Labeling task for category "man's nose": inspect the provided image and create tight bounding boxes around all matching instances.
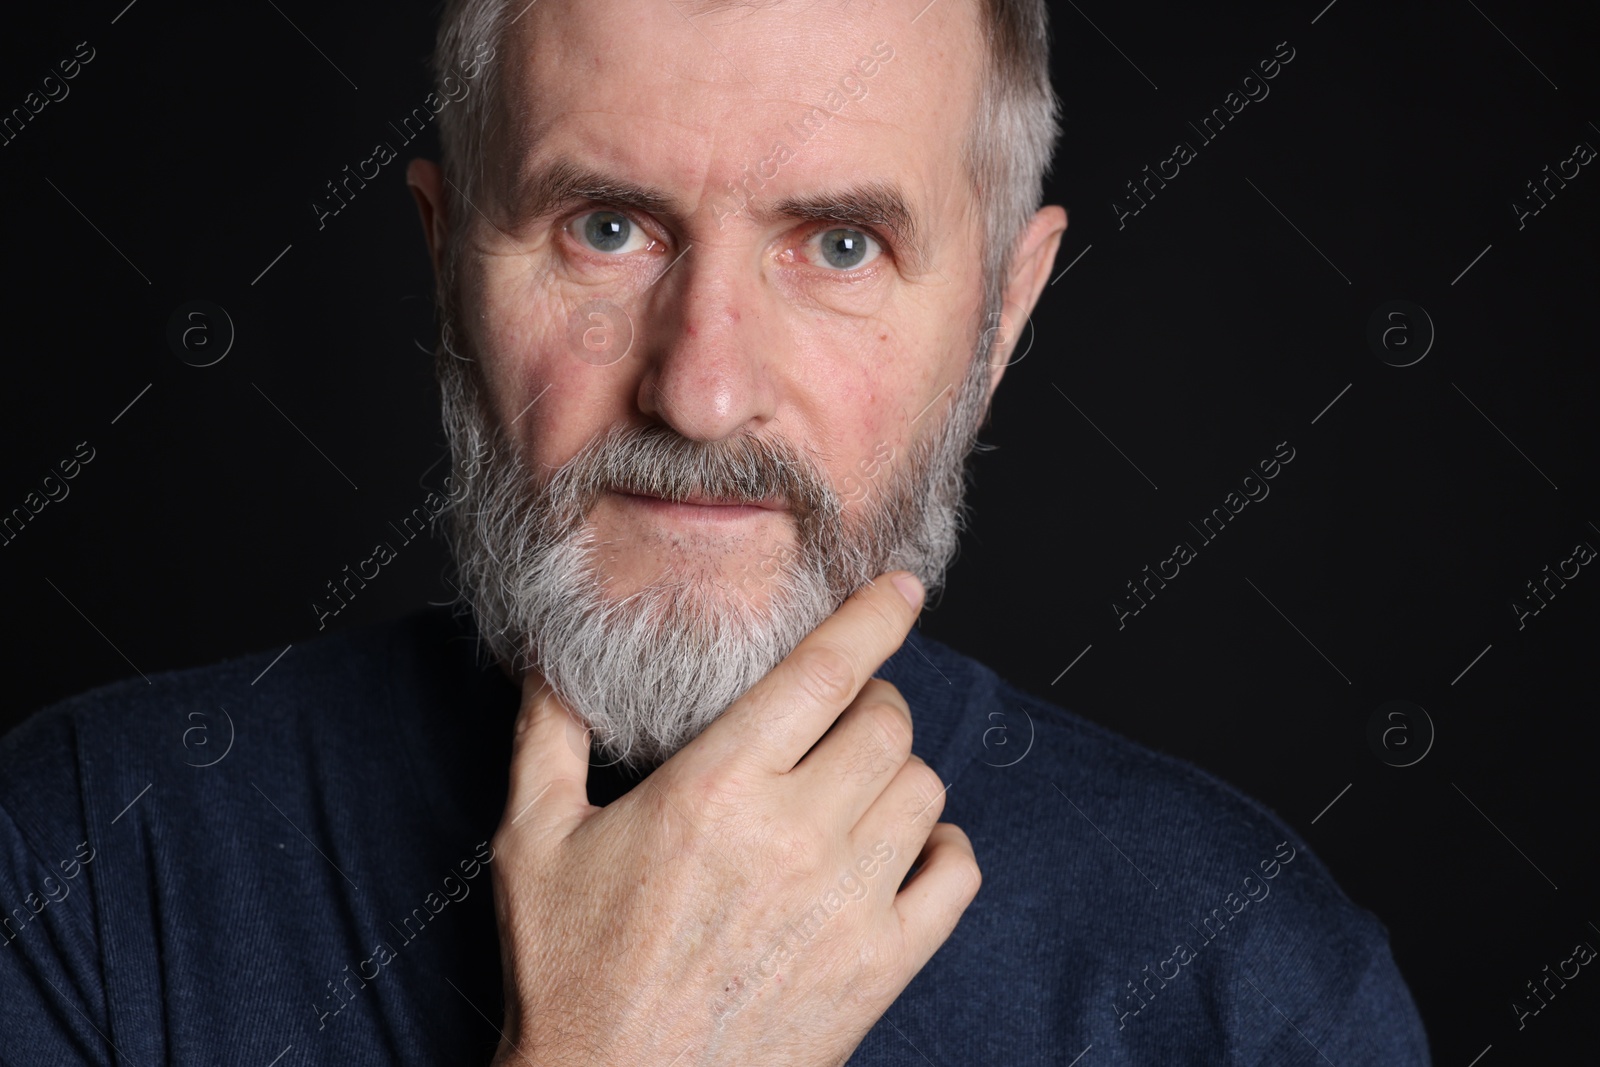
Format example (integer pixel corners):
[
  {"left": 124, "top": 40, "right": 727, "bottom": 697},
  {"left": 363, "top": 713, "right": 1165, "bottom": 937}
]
[{"left": 635, "top": 257, "right": 776, "bottom": 442}]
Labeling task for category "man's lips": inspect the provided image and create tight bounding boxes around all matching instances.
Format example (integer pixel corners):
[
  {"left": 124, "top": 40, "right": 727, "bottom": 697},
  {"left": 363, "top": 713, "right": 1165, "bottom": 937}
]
[{"left": 613, "top": 489, "right": 787, "bottom": 512}]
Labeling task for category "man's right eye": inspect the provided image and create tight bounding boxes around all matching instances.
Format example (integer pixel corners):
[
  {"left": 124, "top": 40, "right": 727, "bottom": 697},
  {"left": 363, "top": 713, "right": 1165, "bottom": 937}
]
[{"left": 570, "top": 210, "right": 650, "bottom": 255}]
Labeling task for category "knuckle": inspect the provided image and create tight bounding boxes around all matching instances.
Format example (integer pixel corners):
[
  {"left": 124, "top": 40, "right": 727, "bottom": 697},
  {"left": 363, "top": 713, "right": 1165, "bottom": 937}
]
[
  {"left": 763, "top": 821, "right": 824, "bottom": 878},
  {"left": 860, "top": 677, "right": 911, "bottom": 717},
  {"left": 904, "top": 760, "right": 946, "bottom": 821},
  {"left": 794, "top": 643, "right": 858, "bottom": 707},
  {"left": 953, "top": 849, "right": 983, "bottom": 902},
  {"left": 841, "top": 937, "right": 900, "bottom": 1007},
  {"left": 679, "top": 764, "right": 749, "bottom": 822},
  {"left": 863, "top": 699, "right": 913, "bottom": 762},
  {"left": 656, "top": 788, "right": 729, "bottom": 865},
  {"left": 850, "top": 934, "right": 890, "bottom": 982}
]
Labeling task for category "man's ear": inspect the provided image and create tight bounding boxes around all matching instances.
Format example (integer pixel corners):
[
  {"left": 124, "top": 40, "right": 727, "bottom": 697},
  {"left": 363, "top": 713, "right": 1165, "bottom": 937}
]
[
  {"left": 406, "top": 158, "right": 450, "bottom": 280},
  {"left": 986, "top": 205, "right": 1068, "bottom": 397}
]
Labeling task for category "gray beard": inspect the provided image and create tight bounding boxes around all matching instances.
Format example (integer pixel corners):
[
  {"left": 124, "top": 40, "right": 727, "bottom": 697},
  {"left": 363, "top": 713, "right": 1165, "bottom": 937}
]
[{"left": 433, "top": 302, "right": 993, "bottom": 772}]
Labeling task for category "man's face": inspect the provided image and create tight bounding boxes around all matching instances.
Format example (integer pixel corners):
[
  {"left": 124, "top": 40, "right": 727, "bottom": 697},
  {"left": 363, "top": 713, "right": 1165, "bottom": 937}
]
[{"left": 426, "top": 0, "right": 1006, "bottom": 768}]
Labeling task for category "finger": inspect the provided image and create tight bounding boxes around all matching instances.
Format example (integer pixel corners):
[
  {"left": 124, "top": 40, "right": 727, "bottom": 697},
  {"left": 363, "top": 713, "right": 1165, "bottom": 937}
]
[
  {"left": 500, "top": 673, "right": 592, "bottom": 837},
  {"left": 849, "top": 753, "right": 948, "bottom": 881},
  {"left": 791, "top": 678, "right": 914, "bottom": 829},
  {"left": 892, "top": 823, "right": 981, "bottom": 971},
  {"left": 693, "top": 570, "right": 924, "bottom": 776}
]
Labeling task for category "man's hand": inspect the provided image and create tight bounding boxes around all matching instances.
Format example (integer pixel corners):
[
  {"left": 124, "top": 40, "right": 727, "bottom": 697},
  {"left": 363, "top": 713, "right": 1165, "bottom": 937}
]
[{"left": 488, "top": 571, "right": 980, "bottom": 1067}]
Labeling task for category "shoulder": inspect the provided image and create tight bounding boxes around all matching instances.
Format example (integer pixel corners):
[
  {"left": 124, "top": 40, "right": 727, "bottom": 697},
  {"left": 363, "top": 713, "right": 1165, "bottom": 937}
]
[
  {"left": 3, "top": 612, "right": 410, "bottom": 755},
  {"left": 902, "top": 631, "right": 1315, "bottom": 880},
  {"left": 0, "top": 610, "right": 456, "bottom": 852},
  {"left": 904, "top": 633, "right": 1430, "bottom": 1062}
]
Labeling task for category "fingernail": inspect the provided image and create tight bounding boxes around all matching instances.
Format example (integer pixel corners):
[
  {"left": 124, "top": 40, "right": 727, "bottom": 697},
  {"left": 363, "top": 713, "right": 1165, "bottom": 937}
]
[{"left": 891, "top": 572, "right": 924, "bottom": 608}]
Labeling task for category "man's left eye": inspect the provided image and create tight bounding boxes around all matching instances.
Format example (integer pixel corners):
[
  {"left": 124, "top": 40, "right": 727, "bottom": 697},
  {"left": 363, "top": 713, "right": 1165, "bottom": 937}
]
[
  {"left": 570, "top": 210, "right": 651, "bottom": 255},
  {"left": 804, "top": 227, "right": 882, "bottom": 271}
]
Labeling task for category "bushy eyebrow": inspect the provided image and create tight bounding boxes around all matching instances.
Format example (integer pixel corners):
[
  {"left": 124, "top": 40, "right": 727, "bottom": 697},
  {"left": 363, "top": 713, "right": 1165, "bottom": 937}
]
[
  {"left": 508, "top": 156, "right": 934, "bottom": 273},
  {"left": 510, "top": 157, "right": 681, "bottom": 225},
  {"left": 772, "top": 181, "right": 932, "bottom": 275}
]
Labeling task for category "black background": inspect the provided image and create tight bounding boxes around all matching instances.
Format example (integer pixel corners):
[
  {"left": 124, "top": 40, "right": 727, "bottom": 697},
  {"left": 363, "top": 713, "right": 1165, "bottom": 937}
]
[{"left": 2, "top": 0, "right": 1596, "bottom": 1061}]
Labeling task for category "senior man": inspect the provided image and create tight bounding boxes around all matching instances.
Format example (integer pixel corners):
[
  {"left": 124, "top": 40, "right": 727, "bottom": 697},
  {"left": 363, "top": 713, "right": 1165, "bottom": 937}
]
[{"left": 0, "top": 0, "right": 1431, "bottom": 1063}]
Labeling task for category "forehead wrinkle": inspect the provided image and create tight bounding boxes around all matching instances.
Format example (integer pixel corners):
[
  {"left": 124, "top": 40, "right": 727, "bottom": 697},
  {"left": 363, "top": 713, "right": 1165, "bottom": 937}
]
[
  {"left": 497, "top": 42, "right": 965, "bottom": 278},
  {"left": 494, "top": 88, "right": 737, "bottom": 220}
]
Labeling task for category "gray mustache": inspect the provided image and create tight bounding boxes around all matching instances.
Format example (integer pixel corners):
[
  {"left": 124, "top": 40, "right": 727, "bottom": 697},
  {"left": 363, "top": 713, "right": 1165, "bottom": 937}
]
[{"left": 552, "top": 423, "right": 837, "bottom": 525}]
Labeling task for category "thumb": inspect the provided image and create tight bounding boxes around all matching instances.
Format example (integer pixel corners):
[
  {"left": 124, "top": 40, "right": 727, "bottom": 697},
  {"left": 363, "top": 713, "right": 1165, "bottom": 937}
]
[{"left": 502, "top": 673, "right": 592, "bottom": 836}]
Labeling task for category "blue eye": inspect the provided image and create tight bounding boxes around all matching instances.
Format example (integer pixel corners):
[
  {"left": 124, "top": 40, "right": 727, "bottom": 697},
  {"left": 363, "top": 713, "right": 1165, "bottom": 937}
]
[
  {"left": 573, "top": 210, "right": 647, "bottom": 254},
  {"left": 810, "top": 227, "right": 880, "bottom": 270}
]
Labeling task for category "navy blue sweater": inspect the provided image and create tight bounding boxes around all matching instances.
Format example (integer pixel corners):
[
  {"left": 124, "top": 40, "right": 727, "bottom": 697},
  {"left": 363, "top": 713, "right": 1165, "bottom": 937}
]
[{"left": 0, "top": 608, "right": 1430, "bottom": 1064}]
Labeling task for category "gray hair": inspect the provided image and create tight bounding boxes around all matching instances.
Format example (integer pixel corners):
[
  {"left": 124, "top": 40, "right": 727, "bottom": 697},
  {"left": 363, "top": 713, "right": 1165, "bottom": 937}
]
[{"left": 427, "top": 0, "right": 1062, "bottom": 353}]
